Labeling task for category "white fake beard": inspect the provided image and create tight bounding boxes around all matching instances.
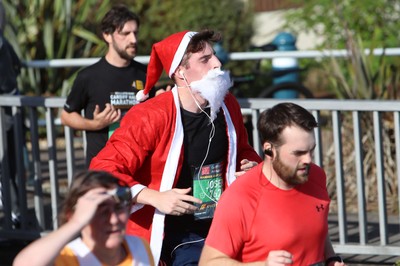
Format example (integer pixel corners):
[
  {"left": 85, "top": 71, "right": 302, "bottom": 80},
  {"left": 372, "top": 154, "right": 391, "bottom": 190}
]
[{"left": 190, "top": 68, "right": 232, "bottom": 121}]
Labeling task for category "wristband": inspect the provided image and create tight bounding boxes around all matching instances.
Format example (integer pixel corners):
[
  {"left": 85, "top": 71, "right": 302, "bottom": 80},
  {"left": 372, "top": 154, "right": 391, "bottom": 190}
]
[{"left": 325, "top": 255, "right": 343, "bottom": 265}]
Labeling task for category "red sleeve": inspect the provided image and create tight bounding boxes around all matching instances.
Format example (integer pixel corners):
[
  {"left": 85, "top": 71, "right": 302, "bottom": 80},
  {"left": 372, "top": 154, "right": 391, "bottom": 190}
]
[
  {"left": 90, "top": 94, "right": 175, "bottom": 189},
  {"left": 89, "top": 108, "right": 155, "bottom": 187}
]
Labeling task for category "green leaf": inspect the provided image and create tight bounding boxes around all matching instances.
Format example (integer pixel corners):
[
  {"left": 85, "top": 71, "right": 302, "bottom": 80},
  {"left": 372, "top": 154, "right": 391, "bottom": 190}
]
[{"left": 72, "top": 26, "right": 103, "bottom": 45}]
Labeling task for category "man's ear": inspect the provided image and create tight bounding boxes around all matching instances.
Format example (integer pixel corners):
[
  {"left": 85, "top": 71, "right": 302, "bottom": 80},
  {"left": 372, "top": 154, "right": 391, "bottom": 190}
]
[
  {"left": 175, "top": 67, "right": 185, "bottom": 80},
  {"left": 263, "top": 142, "right": 272, "bottom": 151},
  {"left": 263, "top": 142, "right": 274, "bottom": 157},
  {"left": 102, "top": 32, "right": 112, "bottom": 44}
]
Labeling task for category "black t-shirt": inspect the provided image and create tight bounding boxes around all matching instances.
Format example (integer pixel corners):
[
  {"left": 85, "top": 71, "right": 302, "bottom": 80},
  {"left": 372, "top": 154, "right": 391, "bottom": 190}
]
[
  {"left": 164, "top": 107, "right": 228, "bottom": 237},
  {"left": 64, "top": 57, "right": 147, "bottom": 167}
]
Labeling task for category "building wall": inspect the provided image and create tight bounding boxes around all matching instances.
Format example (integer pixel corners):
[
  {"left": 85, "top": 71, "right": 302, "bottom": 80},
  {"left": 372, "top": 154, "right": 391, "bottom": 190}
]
[{"left": 251, "top": 10, "right": 324, "bottom": 50}]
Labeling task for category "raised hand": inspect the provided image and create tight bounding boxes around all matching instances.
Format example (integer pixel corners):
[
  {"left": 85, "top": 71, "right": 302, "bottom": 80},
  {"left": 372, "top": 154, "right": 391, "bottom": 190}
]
[
  {"left": 92, "top": 103, "right": 121, "bottom": 129},
  {"left": 69, "top": 187, "right": 112, "bottom": 228},
  {"left": 155, "top": 84, "right": 172, "bottom": 96}
]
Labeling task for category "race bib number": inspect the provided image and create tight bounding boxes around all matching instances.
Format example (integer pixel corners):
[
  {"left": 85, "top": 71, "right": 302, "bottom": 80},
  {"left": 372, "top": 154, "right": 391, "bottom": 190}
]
[{"left": 192, "top": 161, "right": 224, "bottom": 220}]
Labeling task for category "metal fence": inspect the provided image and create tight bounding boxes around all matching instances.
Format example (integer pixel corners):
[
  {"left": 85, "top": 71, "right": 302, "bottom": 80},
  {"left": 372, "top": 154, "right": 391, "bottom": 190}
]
[
  {"left": 1, "top": 96, "right": 400, "bottom": 259},
  {"left": 23, "top": 47, "right": 400, "bottom": 69}
]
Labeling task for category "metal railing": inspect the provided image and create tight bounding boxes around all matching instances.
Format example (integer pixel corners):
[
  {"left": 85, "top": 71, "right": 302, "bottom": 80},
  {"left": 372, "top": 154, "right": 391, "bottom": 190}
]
[
  {"left": 23, "top": 47, "right": 400, "bottom": 69},
  {"left": 1, "top": 96, "right": 399, "bottom": 259}
]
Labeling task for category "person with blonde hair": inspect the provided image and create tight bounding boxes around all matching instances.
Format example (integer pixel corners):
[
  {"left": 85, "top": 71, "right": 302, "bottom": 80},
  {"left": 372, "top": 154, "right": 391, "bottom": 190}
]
[{"left": 13, "top": 171, "right": 154, "bottom": 266}]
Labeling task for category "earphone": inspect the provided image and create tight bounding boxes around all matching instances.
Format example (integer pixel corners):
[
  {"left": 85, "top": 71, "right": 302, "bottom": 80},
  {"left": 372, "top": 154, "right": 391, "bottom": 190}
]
[
  {"left": 178, "top": 68, "right": 219, "bottom": 204},
  {"left": 264, "top": 148, "right": 273, "bottom": 157}
]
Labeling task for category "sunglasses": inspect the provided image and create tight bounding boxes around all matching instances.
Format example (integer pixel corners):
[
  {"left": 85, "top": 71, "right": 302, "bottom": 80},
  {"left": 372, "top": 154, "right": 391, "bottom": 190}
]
[{"left": 107, "top": 186, "right": 132, "bottom": 206}]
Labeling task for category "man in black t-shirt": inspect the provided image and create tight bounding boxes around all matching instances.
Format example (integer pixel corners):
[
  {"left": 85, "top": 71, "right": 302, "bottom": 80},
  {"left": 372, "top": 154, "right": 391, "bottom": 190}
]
[{"left": 61, "top": 5, "right": 146, "bottom": 167}]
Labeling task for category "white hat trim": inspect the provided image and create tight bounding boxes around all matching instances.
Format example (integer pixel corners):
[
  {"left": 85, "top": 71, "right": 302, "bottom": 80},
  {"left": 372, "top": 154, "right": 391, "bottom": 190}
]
[{"left": 168, "top": 31, "right": 197, "bottom": 77}]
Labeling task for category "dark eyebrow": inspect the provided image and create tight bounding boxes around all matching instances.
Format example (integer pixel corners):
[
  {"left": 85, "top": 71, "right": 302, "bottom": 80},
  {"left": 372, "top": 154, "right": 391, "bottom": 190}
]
[
  {"left": 199, "top": 52, "right": 213, "bottom": 62},
  {"left": 118, "top": 29, "right": 138, "bottom": 35},
  {"left": 293, "top": 144, "right": 316, "bottom": 155}
]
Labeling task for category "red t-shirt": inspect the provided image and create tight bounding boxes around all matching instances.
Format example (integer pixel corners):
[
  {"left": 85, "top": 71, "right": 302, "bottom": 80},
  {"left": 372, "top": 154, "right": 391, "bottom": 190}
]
[{"left": 205, "top": 163, "right": 330, "bottom": 265}]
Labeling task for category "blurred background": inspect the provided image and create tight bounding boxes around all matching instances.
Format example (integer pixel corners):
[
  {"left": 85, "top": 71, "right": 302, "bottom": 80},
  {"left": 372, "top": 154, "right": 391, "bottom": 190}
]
[
  {"left": 2, "top": 0, "right": 399, "bottom": 100},
  {"left": 1, "top": 2, "right": 400, "bottom": 265}
]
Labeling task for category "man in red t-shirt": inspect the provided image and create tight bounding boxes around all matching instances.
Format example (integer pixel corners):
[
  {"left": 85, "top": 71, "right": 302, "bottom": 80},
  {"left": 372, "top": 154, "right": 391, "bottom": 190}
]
[{"left": 200, "top": 103, "right": 346, "bottom": 266}]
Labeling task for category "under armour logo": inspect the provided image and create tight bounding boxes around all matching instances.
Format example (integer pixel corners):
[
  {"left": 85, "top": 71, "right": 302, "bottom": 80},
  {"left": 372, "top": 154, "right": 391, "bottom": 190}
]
[{"left": 316, "top": 204, "right": 325, "bottom": 212}]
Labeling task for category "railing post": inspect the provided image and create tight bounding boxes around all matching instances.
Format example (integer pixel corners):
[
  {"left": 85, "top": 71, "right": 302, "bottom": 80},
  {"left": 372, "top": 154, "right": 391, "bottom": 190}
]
[
  {"left": 28, "top": 107, "right": 45, "bottom": 230},
  {"left": 64, "top": 125, "right": 75, "bottom": 187},
  {"left": 312, "top": 110, "right": 323, "bottom": 167},
  {"left": 0, "top": 107, "right": 13, "bottom": 229},
  {"left": 395, "top": 111, "right": 400, "bottom": 234},
  {"left": 12, "top": 105, "right": 29, "bottom": 229},
  {"left": 352, "top": 111, "right": 367, "bottom": 244},
  {"left": 373, "top": 111, "right": 388, "bottom": 245},
  {"left": 332, "top": 110, "right": 348, "bottom": 244},
  {"left": 45, "top": 107, "right": 60, "bottom": 230}
]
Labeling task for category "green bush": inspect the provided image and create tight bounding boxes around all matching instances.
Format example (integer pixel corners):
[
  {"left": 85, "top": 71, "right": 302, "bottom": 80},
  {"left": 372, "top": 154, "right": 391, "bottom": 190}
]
[
  {"left": 284, "top": 0, "right": 400, "bottom": 100},
  {"left": 3, "top": 0, "right": 112, "bottom": 95},
  {"left": 3, "top": 0, "right": 254, "bottom": 96}
]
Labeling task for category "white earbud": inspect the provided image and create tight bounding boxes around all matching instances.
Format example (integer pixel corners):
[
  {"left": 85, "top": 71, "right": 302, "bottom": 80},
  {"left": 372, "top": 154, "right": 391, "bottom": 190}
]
[{"left": 179, "top": 70, "right": 185, "bottom": 77}]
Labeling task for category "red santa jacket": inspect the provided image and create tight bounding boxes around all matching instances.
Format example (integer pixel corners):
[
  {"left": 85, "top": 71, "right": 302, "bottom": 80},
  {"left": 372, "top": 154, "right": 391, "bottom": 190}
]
[{"left": 90, "top": 87, "right": 261, "bottom": 263}]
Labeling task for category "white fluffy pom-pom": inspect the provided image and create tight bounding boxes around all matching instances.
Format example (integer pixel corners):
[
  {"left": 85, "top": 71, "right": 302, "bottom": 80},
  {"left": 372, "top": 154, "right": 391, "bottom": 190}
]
[{"left": 136, "top": 90, "right": 149, "bottom": 102}]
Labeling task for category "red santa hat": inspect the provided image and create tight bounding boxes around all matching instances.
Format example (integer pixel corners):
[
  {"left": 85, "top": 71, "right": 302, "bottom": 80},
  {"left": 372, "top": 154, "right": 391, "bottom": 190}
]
[{"left": 136, "top": 30, "right": 197, "bottom": 102}]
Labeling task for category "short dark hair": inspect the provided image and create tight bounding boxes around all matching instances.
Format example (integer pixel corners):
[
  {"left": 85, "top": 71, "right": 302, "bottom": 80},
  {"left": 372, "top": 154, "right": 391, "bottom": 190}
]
[
  {"left": 257, "top": 102, "right": 318, "bottom": 146},
  {"left": 100, "top": 4, "right": 140, "bottom": 35},
  {"left": 180, "top": 29, "right": 221, "bottom": 68}
]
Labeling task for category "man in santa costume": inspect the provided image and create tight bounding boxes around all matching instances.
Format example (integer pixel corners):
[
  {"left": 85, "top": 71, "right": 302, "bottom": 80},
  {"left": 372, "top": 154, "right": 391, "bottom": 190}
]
[{"left": 90, "top": 29, "right": 261, "bottom": 265}]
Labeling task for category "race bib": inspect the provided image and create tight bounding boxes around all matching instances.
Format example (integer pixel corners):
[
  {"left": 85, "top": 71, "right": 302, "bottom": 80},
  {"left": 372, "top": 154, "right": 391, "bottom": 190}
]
[{"left": 192, "top": 161, "right": 224, "bottom": 220}]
